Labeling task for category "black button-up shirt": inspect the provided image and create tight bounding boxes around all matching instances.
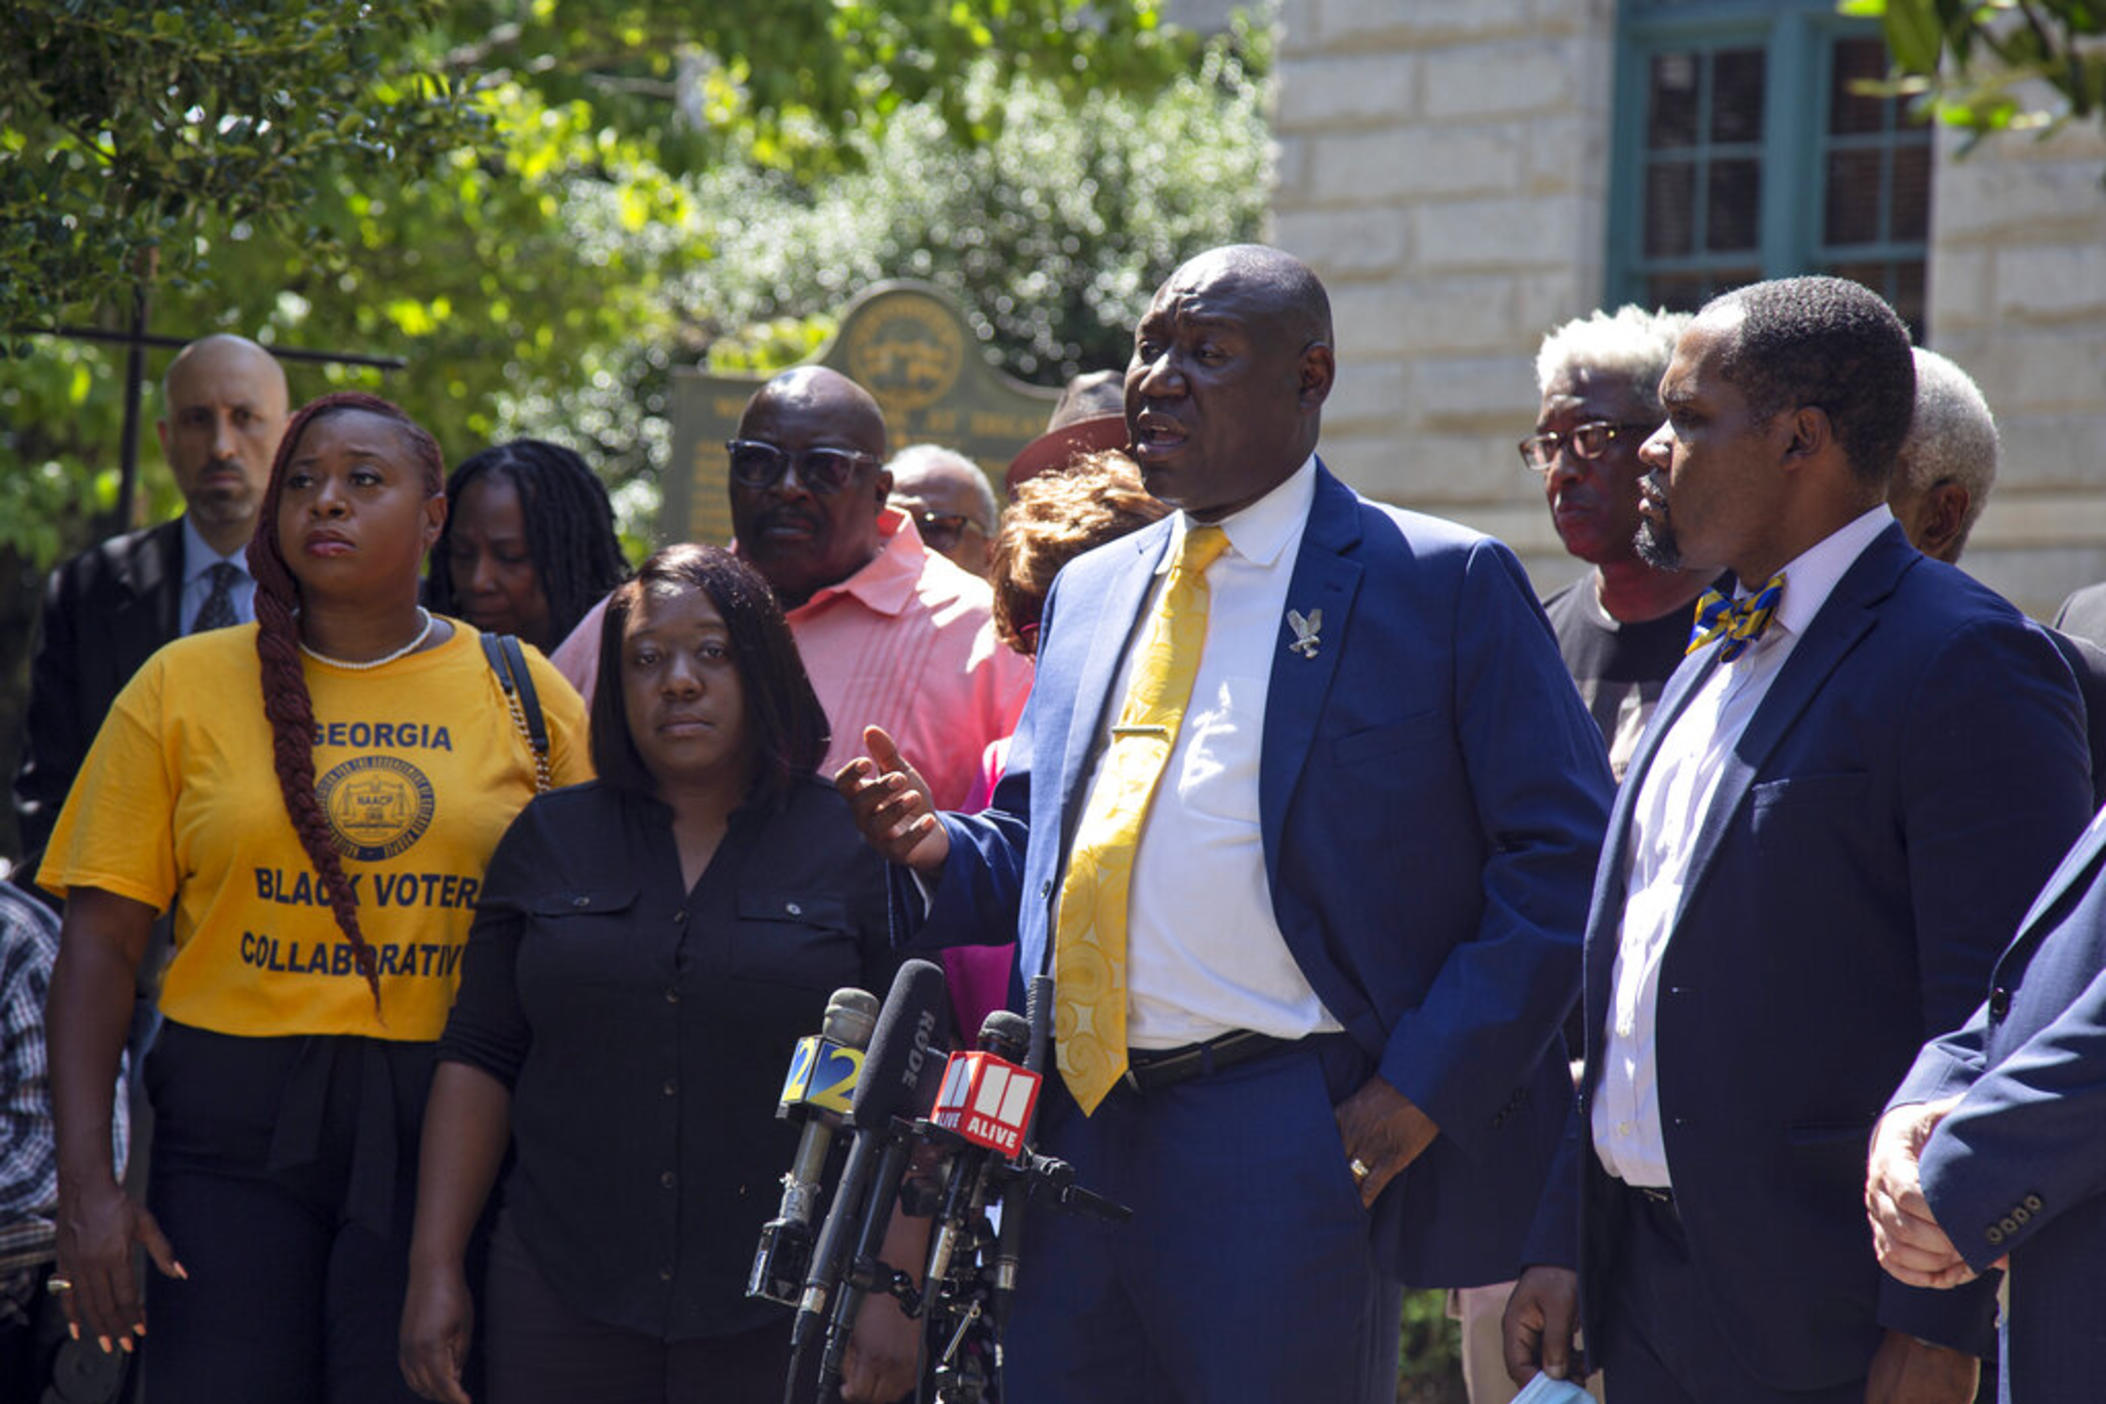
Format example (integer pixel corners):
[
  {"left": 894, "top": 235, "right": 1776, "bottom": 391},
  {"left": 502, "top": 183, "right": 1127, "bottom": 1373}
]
[{"left": 438, "top": 778, "right": 893, "bottom": 1341}]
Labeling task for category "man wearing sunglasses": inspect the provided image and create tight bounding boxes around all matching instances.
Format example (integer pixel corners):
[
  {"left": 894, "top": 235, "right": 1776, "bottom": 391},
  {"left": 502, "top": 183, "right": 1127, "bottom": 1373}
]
[
  {"left": 1528, "top": 307, "right": 1717, "bottom": 783},
  {"left": 885, "top": 444, "right": 999, "bottom": 579},
  {"left": 551, "top": 367, "right": 1031, "bottom": 812}
]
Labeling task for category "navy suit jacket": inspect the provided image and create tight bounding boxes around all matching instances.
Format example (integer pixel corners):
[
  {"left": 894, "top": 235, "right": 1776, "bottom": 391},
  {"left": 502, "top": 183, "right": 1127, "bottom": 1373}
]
[
  {"left": 12, "top": 517, "right": 187, "bottom": 868},
  {"left": 1523, "top": 522, "right": 2093, "bottom": 1390},
  {"left": 909, "top": 462, "right": 1615, "bottom": 1287},
  {"left": 1895, "top": 805, "right": 2106, "bottom": 1399}
]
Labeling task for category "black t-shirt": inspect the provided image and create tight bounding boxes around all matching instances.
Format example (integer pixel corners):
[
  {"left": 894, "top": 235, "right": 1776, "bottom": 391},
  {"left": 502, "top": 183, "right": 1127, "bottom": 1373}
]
[{"left": 1542, "top": 575, "right": 1699, "bottom": 782}]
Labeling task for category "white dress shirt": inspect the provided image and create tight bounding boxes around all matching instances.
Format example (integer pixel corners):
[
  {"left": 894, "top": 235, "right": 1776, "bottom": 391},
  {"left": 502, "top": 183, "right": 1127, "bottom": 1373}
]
[
  {"left": 178, "top": 515, "right": 256, "bottom": 634},
  {"left": 1592, "top": 505, "right": 1894, "bottom": 1187},
  {"left": 1069, "top": 455, "right": 1343, "bottom": 1049}
]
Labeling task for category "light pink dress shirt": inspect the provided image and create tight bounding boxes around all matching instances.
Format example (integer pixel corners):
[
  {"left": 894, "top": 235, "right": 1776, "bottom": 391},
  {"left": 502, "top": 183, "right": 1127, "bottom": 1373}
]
[{"left": 550, "top": 509, "right": 1032, "bottom": 812}]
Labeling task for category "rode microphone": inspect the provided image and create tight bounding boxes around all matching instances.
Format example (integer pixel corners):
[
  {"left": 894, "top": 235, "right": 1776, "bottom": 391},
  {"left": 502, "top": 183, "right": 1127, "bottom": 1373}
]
[
  {"left": 791, "top": 959, "right": 949, "bottom": 1374},
  {"left": 748, "top": 987, "right": 880, "bottom": 1305}
]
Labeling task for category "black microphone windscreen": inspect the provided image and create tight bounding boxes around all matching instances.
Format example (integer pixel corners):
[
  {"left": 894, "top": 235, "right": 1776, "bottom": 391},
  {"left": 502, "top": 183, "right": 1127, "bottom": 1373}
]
[
  {"left": 978, "top": 1009, "right": 1030, "bottom": 1061},
  {"left": 849, "top": 959, "right": 948, "bottom": 1129}
]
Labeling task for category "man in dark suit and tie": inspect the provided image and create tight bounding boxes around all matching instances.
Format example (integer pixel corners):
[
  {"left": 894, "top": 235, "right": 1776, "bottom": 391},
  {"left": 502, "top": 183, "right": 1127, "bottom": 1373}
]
[
  {"left": 839, "top": 244, "right": 1614, "bottom": 1402},
  {"left": 1500, "top": 276, "right": 2094, "bottom": 1403},
  {"left": 12, "top": 334, "right": 287, "bottom": 873}
]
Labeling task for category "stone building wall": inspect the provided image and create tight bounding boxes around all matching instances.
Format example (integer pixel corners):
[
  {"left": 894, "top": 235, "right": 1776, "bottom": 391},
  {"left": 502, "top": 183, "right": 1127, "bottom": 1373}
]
[
  {"left": 1270, "top": 0, "right": 1622, "bottom": 600},
  {"left": 1924, "top": 119, "right": 2106, "bottom": 619},
  {"left": 1269, "top": 0, "right": 2106, "bottom": 618}
]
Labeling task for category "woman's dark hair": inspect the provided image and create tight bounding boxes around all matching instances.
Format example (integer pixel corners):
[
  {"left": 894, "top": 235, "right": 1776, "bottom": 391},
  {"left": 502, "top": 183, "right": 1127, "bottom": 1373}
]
[
  {"left": 247, "top": 391, "right": 445, "bottom": 1004},
  {"left": 590, "top": 543, "right": 830, "bottom": 809},
  {"left": 425, "top": 438, "right": 628, "bottom": 648}
]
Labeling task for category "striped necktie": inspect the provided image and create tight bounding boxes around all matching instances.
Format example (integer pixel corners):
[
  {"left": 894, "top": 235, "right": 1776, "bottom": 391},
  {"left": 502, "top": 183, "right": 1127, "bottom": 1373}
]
[{"left": 1053, "top": 524, "right": 1231, "bottom": 1114}]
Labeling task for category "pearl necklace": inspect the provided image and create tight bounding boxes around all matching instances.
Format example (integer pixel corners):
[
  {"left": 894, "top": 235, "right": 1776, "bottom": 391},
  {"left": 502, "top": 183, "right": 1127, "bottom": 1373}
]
[{"left": 300, "top": 607, "right": 435, "bottom": 671}]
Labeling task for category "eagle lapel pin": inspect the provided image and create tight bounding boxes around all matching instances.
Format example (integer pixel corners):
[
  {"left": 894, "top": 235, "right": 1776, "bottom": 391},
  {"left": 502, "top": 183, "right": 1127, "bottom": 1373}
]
[{"left": 1286, "top": 608, "right": 1322, "bottom": 659}]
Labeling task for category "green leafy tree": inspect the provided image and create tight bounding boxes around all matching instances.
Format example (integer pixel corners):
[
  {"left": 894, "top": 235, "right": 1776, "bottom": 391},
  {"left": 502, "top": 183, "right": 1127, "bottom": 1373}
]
[{"left": 1841, "top": 0, "right": 2106, "bottom": 146}]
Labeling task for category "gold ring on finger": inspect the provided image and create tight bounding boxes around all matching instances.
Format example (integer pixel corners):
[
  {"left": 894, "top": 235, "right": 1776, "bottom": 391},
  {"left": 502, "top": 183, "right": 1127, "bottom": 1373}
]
[
  {"left": 1349, "top": 1157, "right": 1372, "bottom": 1184},
  {"left": 45, "top": 1276, "right": 73, "bottom": 1294}
]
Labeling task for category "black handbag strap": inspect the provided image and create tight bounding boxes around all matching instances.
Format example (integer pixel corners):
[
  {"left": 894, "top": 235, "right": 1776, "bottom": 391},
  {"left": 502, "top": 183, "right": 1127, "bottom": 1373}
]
[{"left": 481, "top": 633, "right": 552, "bottom": 791}]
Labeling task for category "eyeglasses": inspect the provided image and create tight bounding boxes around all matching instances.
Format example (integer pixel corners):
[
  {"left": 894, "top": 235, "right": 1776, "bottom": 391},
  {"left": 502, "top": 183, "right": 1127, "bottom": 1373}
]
[
  {"left": 1517, "top": 420, "right": 1659, "bottom": 473},
  {"left": 910, "top": 510, "right": 984, "bottom": 551},
  {"left": 725, "top": 439, "right": 883, "bottom": 495}
]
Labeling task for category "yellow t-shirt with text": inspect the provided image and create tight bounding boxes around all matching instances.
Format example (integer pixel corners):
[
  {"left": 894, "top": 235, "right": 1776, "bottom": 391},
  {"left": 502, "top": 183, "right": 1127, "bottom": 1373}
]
[{"left": 40, "top": 620, "right": 591, "bottom": 1041}]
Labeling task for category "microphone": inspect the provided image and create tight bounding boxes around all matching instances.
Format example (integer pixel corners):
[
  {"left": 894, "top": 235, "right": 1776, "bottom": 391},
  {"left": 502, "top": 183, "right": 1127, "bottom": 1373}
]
[
  {"left": 791, "top": 959, "right": 949, "bottom": 1368},
  {"left": 749, "top": 987, "right": 880, "bottom": 1305},
  {"left": 992, "top": 974, "right": 1054, "bottom": 1328},
  {"left": 920, "top": 1011, "right": 1039, "bottom": 1313}
]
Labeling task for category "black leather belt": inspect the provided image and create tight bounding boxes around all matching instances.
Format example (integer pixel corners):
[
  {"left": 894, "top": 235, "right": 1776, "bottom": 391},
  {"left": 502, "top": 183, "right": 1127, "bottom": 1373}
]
[{"left": 1120, "top": 1030, "right": 1295, "bottom": 1095}]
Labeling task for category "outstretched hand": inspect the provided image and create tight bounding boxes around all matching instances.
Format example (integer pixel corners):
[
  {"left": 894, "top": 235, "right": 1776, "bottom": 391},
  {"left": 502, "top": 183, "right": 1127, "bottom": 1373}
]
[{"left": 835, "top": 726, "right": 950, "bottom": 874}]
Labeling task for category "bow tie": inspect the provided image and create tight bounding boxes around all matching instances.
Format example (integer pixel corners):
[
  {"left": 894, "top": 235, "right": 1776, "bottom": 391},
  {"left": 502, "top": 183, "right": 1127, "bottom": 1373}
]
[{"left": 1687, "top": 573, "right": 1785, "bottom": 663}]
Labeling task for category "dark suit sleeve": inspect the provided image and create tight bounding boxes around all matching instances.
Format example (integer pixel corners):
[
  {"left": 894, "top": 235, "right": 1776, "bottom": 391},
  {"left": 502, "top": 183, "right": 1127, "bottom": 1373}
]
[
  {"left": 1877, "top": 615, "right": 2092, "bottom": 1346},
  {"left": 11, "top": 561, "right": 85, "bottom": 865},
  {"left": 1375, "top": 538, "right": 1614, "bottom": 1153},
  {"left": 1920, "top": 942, "right": 2106, "bottom": 1272},
  {"left": 889, "top": 578, "right": 1052, "bottom": 953}
]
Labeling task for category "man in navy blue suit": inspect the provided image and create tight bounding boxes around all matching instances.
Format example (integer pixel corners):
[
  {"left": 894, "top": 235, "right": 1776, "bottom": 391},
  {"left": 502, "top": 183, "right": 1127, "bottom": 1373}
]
[
  {"left": 1500, "top": 276, "right": 2093, "bottom": 1404},
  {"left": 839, "top": 244, "right": 1613, "bottom": 1402},
  {"left": 1868, "top": 814, "right": 2106, "bottom": 1401}
]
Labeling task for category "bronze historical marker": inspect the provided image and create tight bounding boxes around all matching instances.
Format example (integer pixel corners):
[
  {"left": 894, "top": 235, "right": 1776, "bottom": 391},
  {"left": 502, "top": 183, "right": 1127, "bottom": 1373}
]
[{"left": 661, "top": 281, "right": 1061, "bottom": 546}]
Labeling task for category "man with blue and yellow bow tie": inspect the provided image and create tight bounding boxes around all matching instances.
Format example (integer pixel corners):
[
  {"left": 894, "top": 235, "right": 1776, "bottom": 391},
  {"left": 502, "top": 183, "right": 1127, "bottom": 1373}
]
[{"left": 1503, "top": 276, "right": 2094, "bottom": 1404}]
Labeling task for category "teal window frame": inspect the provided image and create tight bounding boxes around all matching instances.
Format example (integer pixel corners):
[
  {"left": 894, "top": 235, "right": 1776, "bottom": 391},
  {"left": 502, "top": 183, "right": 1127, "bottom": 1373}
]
[{"left": 1606, "top": 0, "right": 1931, "bottom": 330}]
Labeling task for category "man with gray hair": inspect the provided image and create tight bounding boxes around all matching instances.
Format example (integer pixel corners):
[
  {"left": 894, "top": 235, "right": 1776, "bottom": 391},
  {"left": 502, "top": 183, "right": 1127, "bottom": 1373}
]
[
  {"left": 1886, "top": 347, "right": 2106, "bottom": 808},
  {"left": 1528, "top": 306, "right": 1717, "bottom": 780},
  {"left": 1885, "top": 348, "right": 2000, "bottom": 566},
  {"left": 887, "top": 443, "right": 999, "bottom": 578}
]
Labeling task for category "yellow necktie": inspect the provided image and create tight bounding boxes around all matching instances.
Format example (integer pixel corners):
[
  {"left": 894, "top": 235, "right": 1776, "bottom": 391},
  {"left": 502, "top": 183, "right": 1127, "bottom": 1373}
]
[{"left": 1054, "top": 524, "right": 1231, "bottom": 1114}]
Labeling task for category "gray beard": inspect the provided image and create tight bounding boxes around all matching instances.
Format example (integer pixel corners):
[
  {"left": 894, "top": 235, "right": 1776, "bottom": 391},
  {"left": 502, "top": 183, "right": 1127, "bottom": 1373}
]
[{"left": 1634, "top": 518, "right": 1681, "bottom": 571}]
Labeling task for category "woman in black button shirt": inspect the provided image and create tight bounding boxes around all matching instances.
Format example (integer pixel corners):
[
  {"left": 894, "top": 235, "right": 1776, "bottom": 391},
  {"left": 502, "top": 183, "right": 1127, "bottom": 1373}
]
[{"left": 401, "top": 544, "right": 913, "bottom": 1404}]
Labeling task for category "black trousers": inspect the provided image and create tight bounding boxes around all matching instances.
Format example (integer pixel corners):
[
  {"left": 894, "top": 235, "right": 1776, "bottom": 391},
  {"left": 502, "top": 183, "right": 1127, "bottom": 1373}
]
[
  {"left": 484, "top": 1208, "right": 792, "bottom": 1404},
  {"left": 138, "top": 1022, "right": 445, "bottom": 1404}
]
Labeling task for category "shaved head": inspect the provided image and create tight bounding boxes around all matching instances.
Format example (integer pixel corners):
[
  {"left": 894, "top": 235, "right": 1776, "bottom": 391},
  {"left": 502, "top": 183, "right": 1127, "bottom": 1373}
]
[
  {"left": 157, "top": 333, "right": 290, "bottom": 554},
  {"left": 729, "top": 366, "right": 894, "bottom": 606},
  {"left": 1167, "top": 245, "right": 1333, "bottom": 351}
]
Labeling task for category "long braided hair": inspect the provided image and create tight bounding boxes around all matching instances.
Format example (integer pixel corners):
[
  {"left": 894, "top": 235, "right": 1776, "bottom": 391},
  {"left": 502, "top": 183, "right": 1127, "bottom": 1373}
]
[
  {"left": 425, "top": 439, "right": 628, "bottom": 650},
  {"left": 246, "top": 392, "right": 446, "bottom": 1005}
]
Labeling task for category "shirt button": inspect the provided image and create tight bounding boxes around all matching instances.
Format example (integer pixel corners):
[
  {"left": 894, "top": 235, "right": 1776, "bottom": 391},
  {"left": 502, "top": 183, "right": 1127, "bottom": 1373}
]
[
  {"left": 1615, "top": 1020, "right": 1633, "bottom": 1038},
  {"left": 663, "top": 1079, "right": 678, "bottom": 1097},
  {"left": 786, "top": 901, "right": 803, "bottom": 916},
  {"left": 1616, "top": 1122, "right": 1633, "bottom": 1137},
  {"left": 1039, "top": 880, "right": 1052, "bottom": 900},
  {"left": 661, "top": 1171, "right": 677, "bottom": 1189}
]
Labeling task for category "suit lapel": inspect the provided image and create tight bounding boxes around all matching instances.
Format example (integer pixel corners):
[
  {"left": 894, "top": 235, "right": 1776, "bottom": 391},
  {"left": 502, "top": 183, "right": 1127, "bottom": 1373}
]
[
  {"left": 1055, "top": 523, "right": 1169, "bottom": 829},
  {"left": 1669, "top": 524, "right": 1914, "bottom": 932},
  {"left": 109, "top": 519, "right": 186, "bottom": 679},
  {"left": 1259, "top": 464, "right": 1362, "bottom": 886}
]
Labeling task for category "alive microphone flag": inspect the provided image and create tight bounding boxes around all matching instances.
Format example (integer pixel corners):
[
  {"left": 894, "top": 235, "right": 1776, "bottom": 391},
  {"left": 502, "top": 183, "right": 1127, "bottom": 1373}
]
[{"left": 931, "top": 1050, "right": 1043, "bottom": 1158}]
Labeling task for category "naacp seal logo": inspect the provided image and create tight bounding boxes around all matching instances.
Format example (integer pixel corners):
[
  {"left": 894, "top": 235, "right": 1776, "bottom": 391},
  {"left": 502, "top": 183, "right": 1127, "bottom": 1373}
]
[
  {"left": 842, "top": 297, "right": 964, "bottom": 413},
  {"left": 317, "top": 755, "right": 436, "bottom": 862}
]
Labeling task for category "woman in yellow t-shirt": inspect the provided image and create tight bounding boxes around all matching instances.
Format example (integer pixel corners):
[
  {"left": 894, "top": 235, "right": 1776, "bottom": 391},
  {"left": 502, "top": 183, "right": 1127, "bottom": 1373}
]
[{"left": 40, "top": 392, "right": 588, "bottom": 1404}]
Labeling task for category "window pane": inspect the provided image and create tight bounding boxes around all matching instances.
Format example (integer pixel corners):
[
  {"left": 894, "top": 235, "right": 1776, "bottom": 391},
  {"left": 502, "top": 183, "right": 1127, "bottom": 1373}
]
[
  {"left": 1707, "top": 158, "right": 1761, "bottom": 251},
  {"left": 1645, "top": 160, "right": 1697, "bottom": 256},
  {"left": 1891, "top": 143, "right": 1932, "bottom": 240},
  {"left": 1648, "top": 52, "right": 1700, "bottom": 148},
  {"left": 1643, "top": 267, "right": 1760, "bottom": 314},
  {"left": 1830, "top": 36, "right": 1890, "bottom": 135},
  {"left": 1825, "top": 150, "right": 1885, "bottom": 244},
  {"left": 1711, "top": 48, "right": 1767, "bottom": 143}
]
